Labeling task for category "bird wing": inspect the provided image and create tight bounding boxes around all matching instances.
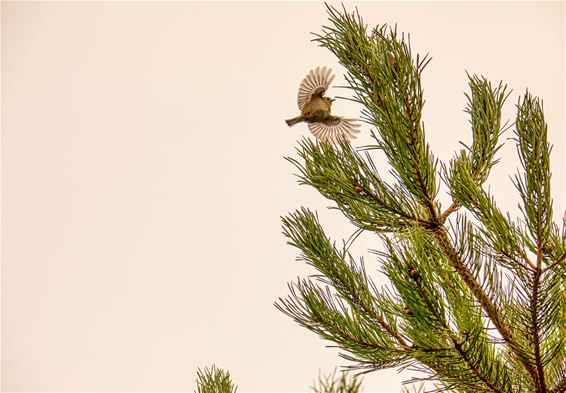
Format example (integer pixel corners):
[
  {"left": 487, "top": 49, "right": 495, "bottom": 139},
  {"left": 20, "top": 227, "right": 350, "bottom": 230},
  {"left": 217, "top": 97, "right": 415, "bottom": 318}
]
[
  {"left": 308, "top": 117, "right": 361, "bottom": 143},
  {"left": 297, "top": 66, "right": 335, "bottom": 110}
]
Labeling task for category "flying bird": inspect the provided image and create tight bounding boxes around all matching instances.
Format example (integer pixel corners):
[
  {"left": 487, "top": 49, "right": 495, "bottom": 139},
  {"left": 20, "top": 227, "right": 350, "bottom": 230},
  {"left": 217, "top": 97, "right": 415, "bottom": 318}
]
[{"left": 285, "top": 66, "right": 360, "bottom": 142}]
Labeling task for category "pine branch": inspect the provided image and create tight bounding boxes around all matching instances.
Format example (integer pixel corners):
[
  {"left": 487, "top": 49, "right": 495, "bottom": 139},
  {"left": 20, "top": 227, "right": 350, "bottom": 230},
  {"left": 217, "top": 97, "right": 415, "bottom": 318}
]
[
  {"left": 288, "top": 138, "right": 429, "bottom": 233},
  {"left": 435, "top": 74, "right": 509, "bottom": 225},
  {"left": 194, "top": 365, "right": 237, "bottom": 393},
  {"left": 511, "top": 91, "right": 556, "bottom": 393},
  {"left": 463, "top": 74, "right": 510, "bottom": 184},
  {"left": 438, "top": 202, "right": 461, "bottom": 223},
  {"left": 433, "top": 226, "right": 538, "bottom": 385},
  {"left": 314, "top": 5, "right": 438, "bottom": 217},
  {"left": 311, "top": 368, "right": 363, "bottom": 393},
  {"left": 514, "top": 92, "right": 552, "bottom": 256},
  {"left": 450, "top": 336, "right": 507, "bottom": 393},
  {"left": 382, "top": 229, "right": 517, "bottom": 392},
  {"left": 449, "top": 156, "right": 536, "bottom": 273},
  {"left": 276, "top": 278, "right": 410, "bottom": 370},
  {"left": 277, "top": 208, "right": 410, "bottom": 351}
]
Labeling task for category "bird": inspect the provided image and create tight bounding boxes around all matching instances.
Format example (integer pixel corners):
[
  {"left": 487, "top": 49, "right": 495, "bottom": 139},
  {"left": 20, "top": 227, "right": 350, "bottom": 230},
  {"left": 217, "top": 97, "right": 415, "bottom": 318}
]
[{"left": 285, "top": 66, "right": 360, "bottom": 143}]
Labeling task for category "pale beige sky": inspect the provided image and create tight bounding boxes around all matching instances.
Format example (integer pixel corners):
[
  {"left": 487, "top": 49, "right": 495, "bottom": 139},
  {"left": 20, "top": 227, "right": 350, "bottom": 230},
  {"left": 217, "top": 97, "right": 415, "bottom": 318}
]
[{"left": 1, "top": 1, "right": 564, "bottom": 392}]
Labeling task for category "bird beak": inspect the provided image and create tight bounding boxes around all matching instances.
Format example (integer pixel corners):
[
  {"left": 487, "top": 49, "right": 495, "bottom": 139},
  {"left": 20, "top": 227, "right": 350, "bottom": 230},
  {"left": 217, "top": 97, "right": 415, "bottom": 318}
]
[{"left": 330, "top": 98, "right": 336, "bottom": 102}]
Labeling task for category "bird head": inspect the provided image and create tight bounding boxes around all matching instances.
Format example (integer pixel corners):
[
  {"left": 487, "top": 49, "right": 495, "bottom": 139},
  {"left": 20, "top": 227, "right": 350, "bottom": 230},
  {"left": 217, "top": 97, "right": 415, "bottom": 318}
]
[{"left": 323, "top": 97, "right": 335, "bottom": 106}]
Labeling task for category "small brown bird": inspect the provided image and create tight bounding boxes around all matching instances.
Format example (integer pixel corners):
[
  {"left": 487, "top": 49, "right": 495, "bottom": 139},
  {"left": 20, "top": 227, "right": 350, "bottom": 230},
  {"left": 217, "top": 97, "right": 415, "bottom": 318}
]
[{"left": 285, "top": 66, "right": 360, "bottom": 142}]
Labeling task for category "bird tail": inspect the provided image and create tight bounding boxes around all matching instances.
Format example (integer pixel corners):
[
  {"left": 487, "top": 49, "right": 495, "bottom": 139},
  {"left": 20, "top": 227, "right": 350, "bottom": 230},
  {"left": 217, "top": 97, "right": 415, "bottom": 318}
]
[{"left": 285, "top": 117, "right": 302, "bottom": 127}]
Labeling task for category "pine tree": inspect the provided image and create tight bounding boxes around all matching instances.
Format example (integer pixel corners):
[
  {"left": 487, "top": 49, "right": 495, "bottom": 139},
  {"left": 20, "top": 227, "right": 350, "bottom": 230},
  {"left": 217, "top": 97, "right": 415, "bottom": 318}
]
[{"left": 275, "top": 5, "right": 565, "bottom": 392}]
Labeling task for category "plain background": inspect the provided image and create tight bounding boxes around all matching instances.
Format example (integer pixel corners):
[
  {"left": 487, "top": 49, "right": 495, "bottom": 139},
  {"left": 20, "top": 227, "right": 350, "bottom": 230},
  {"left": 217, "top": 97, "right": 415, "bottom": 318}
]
[{"left": 1, "top": 1, "right": 564, "bottom": 392}]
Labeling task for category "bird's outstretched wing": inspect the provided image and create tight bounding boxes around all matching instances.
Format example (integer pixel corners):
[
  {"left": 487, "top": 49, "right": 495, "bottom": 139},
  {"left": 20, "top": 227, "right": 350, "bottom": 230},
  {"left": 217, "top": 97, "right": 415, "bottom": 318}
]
[
  {"left": 308, "top": 117, "right": 361, "bottom": 143},
  {"left": 297, "top": 66, "right": 335, "bottom": 110}
]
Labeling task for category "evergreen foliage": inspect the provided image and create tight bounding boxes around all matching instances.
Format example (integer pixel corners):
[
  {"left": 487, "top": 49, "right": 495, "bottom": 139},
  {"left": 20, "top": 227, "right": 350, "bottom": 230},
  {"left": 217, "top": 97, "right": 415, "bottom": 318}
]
[
  {"left": 312, "top": 368, "right": 364, "bottom": 393},
  {"left": 275, "top": 4, "right": 565, "bottom": 393},
  {"left": 194, "top": 365, "right": 237, "bottom": 393}
]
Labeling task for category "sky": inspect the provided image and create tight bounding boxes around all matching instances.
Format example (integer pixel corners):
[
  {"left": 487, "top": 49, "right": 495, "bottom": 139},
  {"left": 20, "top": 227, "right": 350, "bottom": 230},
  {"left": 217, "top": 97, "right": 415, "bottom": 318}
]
[{"left": 2, "top": 1, "right": 565, "bottom": 392}]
